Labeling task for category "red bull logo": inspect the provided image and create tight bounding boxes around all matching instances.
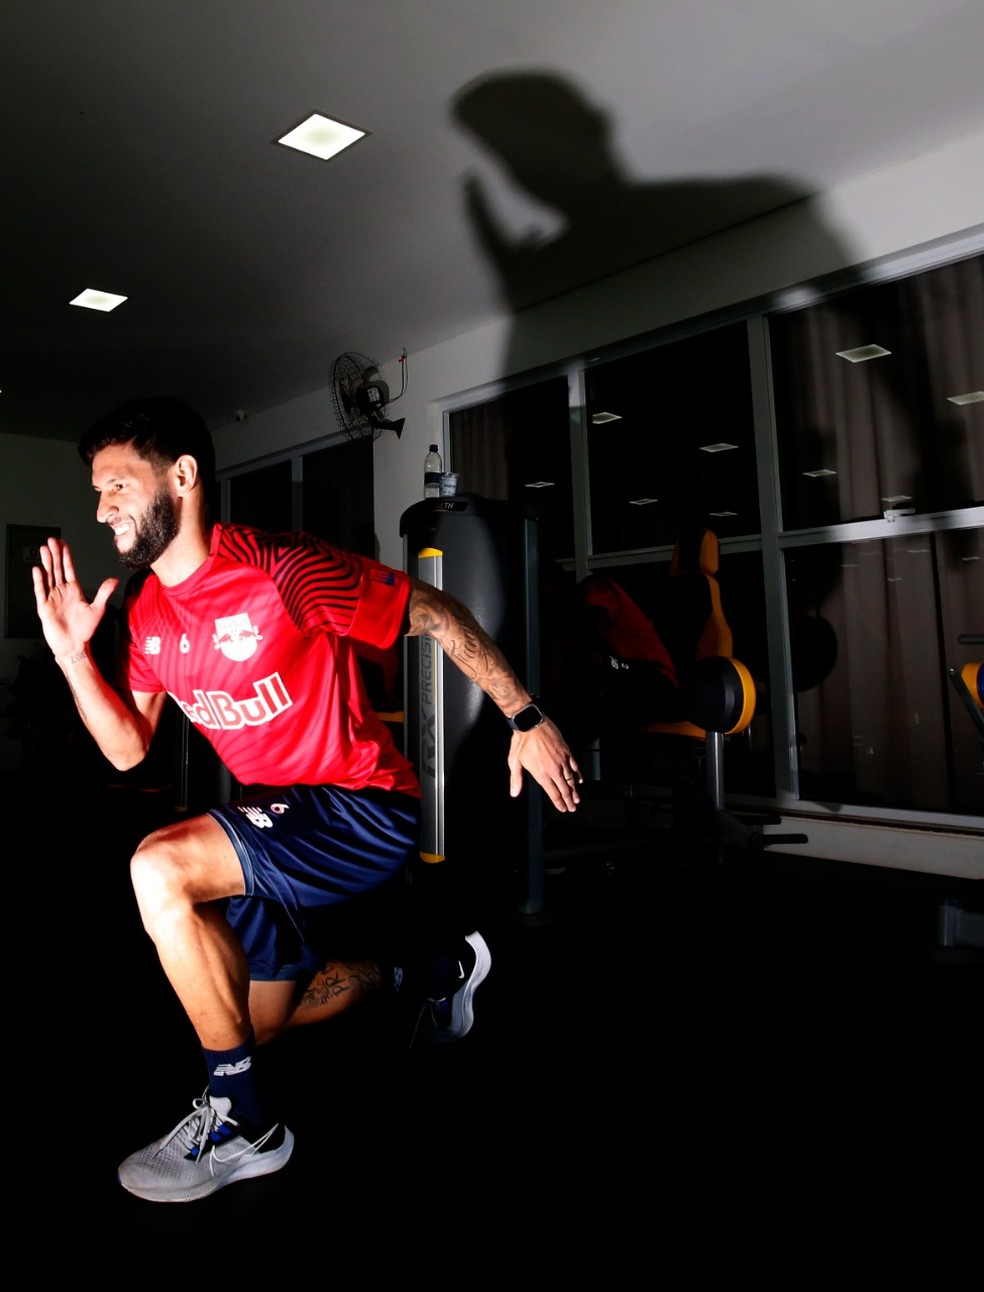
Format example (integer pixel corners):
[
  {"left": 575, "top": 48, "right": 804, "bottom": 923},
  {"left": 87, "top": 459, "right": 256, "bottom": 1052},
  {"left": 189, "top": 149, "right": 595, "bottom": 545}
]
[
  {"left": 173, "top": 672, "right": 292, "bottom": 731},
  {"left": 213, "top": 612, "right": 263, "bottom": 661}
]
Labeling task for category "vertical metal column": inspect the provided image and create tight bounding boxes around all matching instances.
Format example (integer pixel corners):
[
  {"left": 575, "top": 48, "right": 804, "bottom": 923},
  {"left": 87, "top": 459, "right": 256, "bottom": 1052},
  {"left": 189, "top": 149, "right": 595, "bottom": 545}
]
[{"left": 412, "top": 545, "right": 446, "bottom": 865}]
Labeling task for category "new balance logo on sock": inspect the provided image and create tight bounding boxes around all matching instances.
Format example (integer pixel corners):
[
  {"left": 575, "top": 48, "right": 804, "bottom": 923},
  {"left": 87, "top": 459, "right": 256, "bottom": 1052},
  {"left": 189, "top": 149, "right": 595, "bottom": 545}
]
[{"left": 212, "top": 1057, "right": 253, "bottom": 1077}]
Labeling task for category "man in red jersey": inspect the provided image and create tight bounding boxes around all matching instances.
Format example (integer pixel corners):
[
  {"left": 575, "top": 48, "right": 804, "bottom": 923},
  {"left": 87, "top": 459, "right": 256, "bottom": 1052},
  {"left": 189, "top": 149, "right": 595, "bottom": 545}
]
[{"left": 33, "top": 396, "right": 582, "bottom": 1204}]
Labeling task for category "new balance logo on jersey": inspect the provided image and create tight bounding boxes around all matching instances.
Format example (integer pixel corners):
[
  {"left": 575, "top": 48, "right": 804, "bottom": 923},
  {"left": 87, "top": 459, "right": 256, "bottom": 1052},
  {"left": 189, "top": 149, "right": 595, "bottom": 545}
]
[
  {"left": 212, "top": 1058, "right": 253, "bottom": 1077},
  {"left": 173, "top": 672, "right": 293, "bottom": 731}
]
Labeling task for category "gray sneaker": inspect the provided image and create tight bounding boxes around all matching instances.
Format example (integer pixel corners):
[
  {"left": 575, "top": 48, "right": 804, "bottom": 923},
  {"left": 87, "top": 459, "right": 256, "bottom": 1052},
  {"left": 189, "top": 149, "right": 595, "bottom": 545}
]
[{"left": 117, "top": 1094, "right": 293, "bottom": 1203}]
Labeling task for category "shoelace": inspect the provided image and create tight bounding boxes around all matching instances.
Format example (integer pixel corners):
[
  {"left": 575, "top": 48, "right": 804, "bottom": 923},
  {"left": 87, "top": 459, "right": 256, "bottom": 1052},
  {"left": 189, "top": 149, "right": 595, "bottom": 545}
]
[
  {"left": 158, "top": 1096, "right": 280, "bottom": 1174},
  {"left": 158, "top": 1096, "right": 236, "bottom": 1160}
]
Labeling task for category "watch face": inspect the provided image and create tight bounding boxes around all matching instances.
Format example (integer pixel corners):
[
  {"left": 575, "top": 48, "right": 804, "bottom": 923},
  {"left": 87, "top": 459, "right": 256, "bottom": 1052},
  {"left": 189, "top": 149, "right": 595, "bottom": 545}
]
[{"left": 511, "top": 702, "right": 543, "bottom": 732}]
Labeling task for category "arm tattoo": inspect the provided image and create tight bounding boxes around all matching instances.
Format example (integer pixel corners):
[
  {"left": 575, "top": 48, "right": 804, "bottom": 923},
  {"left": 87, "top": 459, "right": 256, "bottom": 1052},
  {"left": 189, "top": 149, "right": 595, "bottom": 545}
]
[{"left": 408, "top": 585, "right": 526, "bottom": 711}]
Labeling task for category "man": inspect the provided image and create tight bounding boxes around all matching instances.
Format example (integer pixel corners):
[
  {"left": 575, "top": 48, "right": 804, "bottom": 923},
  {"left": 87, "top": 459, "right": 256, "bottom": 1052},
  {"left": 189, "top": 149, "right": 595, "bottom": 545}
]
[{"left": 33, "top": 396, "right": 582, "bottom": 1204}]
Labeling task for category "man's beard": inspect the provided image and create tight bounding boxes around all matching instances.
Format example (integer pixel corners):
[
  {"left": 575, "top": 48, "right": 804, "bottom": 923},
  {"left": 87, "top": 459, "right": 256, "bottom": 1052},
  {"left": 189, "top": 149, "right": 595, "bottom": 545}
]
[{"left": 117, "top": 485, "right": 179, "bottom": 568}]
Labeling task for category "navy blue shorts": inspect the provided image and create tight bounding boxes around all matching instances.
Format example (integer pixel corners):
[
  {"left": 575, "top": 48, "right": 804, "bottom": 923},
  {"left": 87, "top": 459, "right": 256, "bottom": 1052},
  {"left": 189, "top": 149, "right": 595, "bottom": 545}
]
[{"left": 210, "top": 784, "right": 421, "bottom": 981}]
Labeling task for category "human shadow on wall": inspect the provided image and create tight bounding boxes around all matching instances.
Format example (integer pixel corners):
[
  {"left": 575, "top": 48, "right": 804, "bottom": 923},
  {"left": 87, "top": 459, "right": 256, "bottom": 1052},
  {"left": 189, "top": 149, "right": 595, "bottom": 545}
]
[
  {"left": 451, "top": 74, "right": 843, "bottom": 615},
  {"left": 453, "top": 71, "right": 830, "bottom": 326},
  {"left": 451, "top": 69, "right": 980, "bottom": 511}
]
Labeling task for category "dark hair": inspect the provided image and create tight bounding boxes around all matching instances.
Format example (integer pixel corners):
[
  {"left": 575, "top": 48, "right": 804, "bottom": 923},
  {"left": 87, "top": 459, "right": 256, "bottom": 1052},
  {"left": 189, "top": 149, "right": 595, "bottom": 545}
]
[{"left": 78, "top": 396, "right": 216, "bottom": 491}]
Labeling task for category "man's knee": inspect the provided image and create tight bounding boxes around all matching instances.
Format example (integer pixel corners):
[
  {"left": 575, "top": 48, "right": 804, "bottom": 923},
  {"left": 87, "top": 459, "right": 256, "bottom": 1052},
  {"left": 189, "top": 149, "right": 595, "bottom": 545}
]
[
  {"left": 129, "top": 832, "right": 191, "bottom": 933},
  {"left": 129, "top": 815, "right": 243, "bottom": 914}
]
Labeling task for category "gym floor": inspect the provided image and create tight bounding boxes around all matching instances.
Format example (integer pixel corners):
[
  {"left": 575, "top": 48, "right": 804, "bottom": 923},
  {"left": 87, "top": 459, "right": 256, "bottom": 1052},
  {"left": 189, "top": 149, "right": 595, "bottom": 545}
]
[{"left": 19, "top": 771, "right": 981, "bottom": 1268}]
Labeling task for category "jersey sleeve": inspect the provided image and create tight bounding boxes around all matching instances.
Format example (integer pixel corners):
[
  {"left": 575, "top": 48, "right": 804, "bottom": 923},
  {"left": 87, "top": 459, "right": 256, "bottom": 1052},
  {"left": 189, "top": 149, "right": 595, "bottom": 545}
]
[
  {"left": 258, "top": 529, "right": 410, "bottom": 651},
  {"left": 347, "top": 560, "right": 412, "bottom": 650},
  {"left": 117, "top": 578, "right": 166, "bottom": 695}
]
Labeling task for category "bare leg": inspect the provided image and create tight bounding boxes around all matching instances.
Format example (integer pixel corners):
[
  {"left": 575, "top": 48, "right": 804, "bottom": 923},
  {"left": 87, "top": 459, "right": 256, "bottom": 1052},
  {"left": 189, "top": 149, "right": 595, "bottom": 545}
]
[
  {"left": 291, "top": 957, "right": 381, "bottom": 1026},
  {"left": 132, "top": 814, "right": 388, "bottom": 1051},
  {"left": 249, "top": 959, "right": 382, "bottom": 1045},
  {"left": 129, "top": 814, "right": 251, "bottom": 1050}
]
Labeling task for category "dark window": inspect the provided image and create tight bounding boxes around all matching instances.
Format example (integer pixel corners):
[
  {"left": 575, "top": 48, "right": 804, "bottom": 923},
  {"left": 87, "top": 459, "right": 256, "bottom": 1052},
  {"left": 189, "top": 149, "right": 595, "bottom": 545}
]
[
  {"left": 450, "top": 378, "right": 574, "bottom": 560},
  {"left": 585, "top": 322, "right": 759, "bottom": 553},
  {"left": 771, "top": 256, "right": 984, "bottom": 528}
]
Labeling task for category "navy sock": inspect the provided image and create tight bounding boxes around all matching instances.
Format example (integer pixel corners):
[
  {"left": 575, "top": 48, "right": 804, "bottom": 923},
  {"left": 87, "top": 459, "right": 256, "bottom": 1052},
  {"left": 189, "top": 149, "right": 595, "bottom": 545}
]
[{"left": 202, "top": 1032, "right": 268, "bottom": 1129}]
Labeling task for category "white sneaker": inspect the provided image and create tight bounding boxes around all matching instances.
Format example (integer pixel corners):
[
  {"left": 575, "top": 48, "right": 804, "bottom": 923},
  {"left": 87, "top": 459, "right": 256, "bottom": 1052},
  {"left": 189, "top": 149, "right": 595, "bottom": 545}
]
[
  {"left": 417, "top": 931, "right": 492, "bottom": 1045},
  {"left": 117, "top": 1094, "right": 294, "bottom": 1203}
]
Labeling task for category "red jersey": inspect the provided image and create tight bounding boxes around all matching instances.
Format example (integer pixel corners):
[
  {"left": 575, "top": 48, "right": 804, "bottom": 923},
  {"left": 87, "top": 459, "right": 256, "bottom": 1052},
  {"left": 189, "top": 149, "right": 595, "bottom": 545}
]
[
  {"left": 120, "top": 522, "right": 419, "bottom": 794},
  {"left": 579, "top": 574, "right": 678, "bottom": 685}
]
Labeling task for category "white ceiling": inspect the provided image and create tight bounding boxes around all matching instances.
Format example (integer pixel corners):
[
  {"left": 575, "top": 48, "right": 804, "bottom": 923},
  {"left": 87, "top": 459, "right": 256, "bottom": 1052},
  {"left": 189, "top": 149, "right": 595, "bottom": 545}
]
[{"left": 3, "top": 0, "right": 984, "bottom": 442}]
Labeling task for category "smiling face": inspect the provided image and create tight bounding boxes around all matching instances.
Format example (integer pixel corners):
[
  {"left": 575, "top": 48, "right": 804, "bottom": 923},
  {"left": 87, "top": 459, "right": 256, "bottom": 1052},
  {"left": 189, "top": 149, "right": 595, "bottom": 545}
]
[{"left": 91, "top": 442, "right": 179, "bottom": 569}]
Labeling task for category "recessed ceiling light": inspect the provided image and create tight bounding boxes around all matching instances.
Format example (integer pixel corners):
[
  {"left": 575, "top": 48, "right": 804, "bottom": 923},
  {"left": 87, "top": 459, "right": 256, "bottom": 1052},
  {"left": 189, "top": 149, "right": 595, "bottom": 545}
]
[
  {"left": 276, "top": 112, "right": 366, "bottom": 161},
  {"left": 525, "top": 480, "right": 555, "bottom": 489},
  {"left": 708, "top": 510, "right": 737, "bottom": 517},
  {"left": 803, "top": 468, "right": 837, "bottom": 478},
  {"left": 628, "top": 497, "right": 658, "bottom": 506},
  {"left": 69, "top": 288, "right": 127, "bottom": 312},
  {"left": 947, "top": 390, "right": 984, "bottom": 405},
  {"left": 700, "top": 442, "right": 738, "bottom": 453},
  {"left": 591, "top": 411, "right": 621, "bottom": 424},
  {"left": 836, "top": 344, "right": 891, "bottom": 362}
]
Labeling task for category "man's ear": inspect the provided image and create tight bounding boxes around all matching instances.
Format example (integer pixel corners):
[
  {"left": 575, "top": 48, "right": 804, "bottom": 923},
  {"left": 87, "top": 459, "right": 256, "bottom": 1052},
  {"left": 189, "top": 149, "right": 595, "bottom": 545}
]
[{"left": 172, "top": 454, "right": 200, "bottom": 494}]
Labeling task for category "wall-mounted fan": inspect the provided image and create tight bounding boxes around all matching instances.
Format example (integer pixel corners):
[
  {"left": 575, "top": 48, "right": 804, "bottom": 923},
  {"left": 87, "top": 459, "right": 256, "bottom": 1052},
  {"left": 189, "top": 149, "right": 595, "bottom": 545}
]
[{"left": 329, "top": 350, "right": 406, "bottom": 441}]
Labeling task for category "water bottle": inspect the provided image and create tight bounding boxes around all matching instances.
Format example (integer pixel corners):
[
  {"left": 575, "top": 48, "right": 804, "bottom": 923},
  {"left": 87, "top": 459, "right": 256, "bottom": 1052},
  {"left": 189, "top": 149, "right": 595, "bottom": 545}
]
[{"left": 423, "top": 443, "right": 443, "bottom": 498}]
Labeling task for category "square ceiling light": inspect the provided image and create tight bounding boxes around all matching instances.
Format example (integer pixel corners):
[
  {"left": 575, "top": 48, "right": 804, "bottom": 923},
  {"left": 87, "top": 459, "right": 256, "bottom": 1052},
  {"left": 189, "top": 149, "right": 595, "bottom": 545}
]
[
  {"left": 276, "top": 112, "right": 366, "bottom": 161},
  {"left": 69, "top": 288, "right": 127, "bottom": 312},
  {"left": 836, "top": 344, "right": 891, "bottom": 362}
]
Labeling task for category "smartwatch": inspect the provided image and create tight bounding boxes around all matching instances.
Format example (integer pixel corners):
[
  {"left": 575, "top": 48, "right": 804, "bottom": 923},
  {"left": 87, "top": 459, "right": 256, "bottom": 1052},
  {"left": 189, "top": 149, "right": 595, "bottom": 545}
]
[{"left": 507, "top": 698, "right": 545, "bottom": 732}]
